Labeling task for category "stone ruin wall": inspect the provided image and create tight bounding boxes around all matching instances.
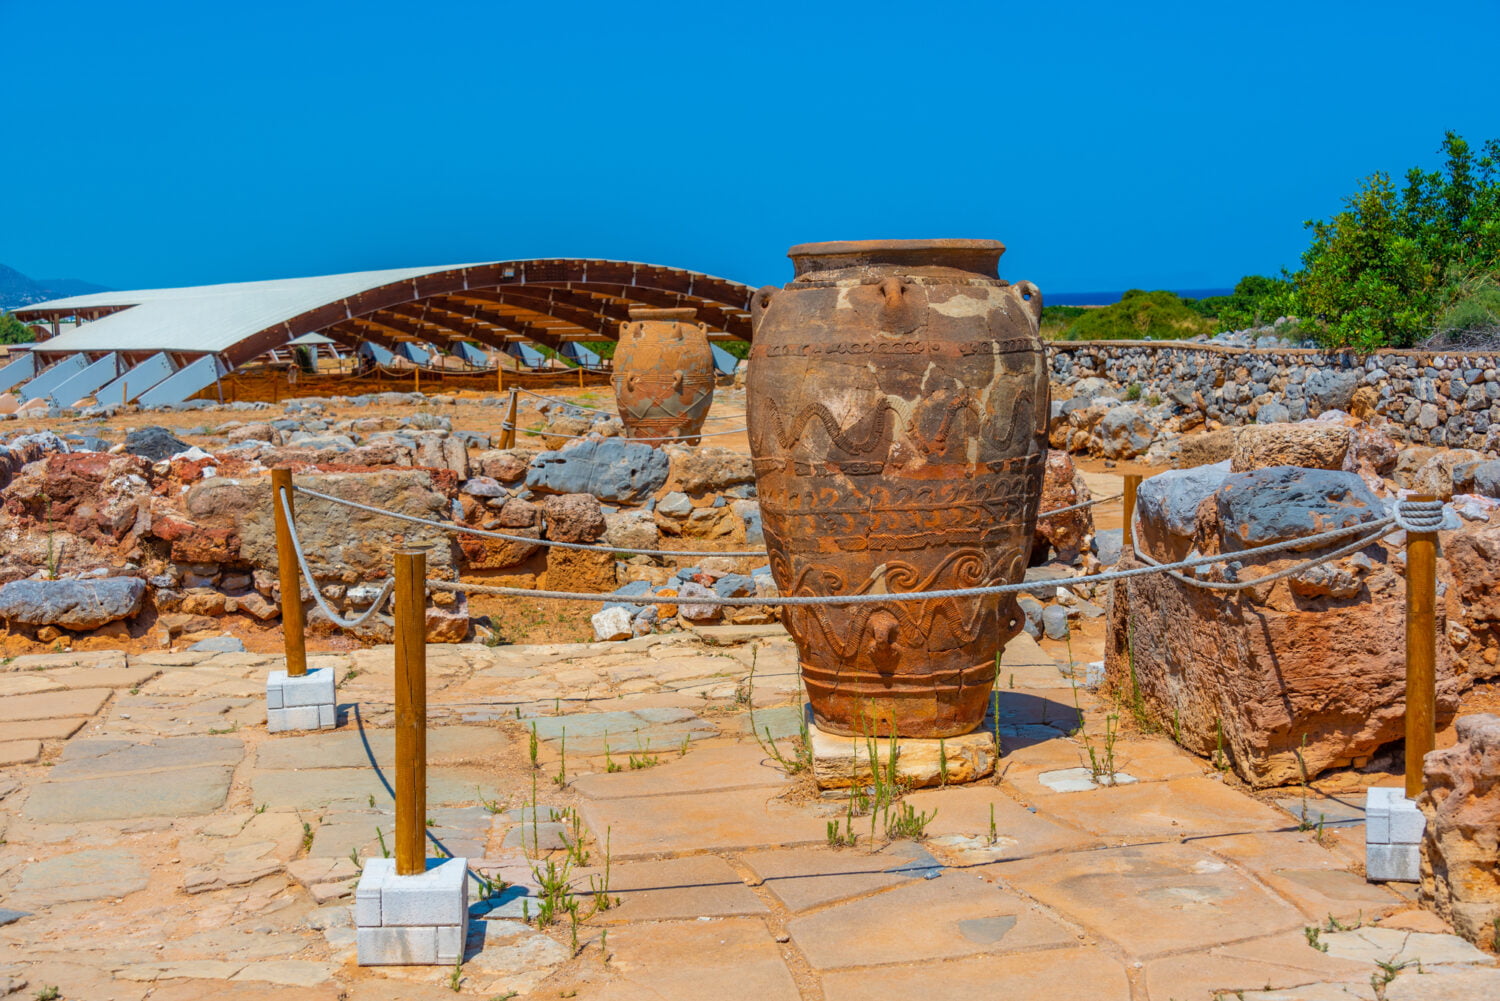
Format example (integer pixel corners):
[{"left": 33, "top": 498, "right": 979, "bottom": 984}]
[{"left": 1050, "top": 340, "right": 1500, "bottom": 453}]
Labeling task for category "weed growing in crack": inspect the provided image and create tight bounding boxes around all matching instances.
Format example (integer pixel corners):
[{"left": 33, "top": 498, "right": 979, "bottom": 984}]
[
  {"left": 1304, "top": 925, "right": 1329, "bottom": 952},
  {"left": 938, "top": 739, "right": 950, "bottom": 787},
  {"left": 301, "top": 822, "right": 314, "bottom": 853},
  {"left": 885, "top": 801, "right": 936, "bottom": 840},
  {"left": 375, "top": 826, "right": 390, "bottom": 858},
  {"left": 552, "top": 728, "right": 568, "bottom": 788},
  {"left": 1213, "top": 718, "right": 1230, "bottom": 773},
  {"left": 989, "top": 803, "right": 999, "bottom": 846},
  {"left": 528, "top": 722, "right": 540, "bottom": 769}
]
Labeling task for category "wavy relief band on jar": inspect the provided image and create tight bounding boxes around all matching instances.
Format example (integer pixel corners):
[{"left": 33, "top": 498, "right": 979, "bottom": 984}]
[
  {"left": 612, "top": 307, "right": 715, "bottom": 443},
  {"left": 746, "top": 239, "right": 1048, "bottom": 738}
]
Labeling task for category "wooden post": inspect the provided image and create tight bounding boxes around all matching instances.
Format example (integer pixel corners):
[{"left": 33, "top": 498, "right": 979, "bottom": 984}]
[
  {"left": 121, "top": 381, "right": 128, "bottom": 407},
  {"left": 578, "top": 364, "right": 584, "bottom": 389},
  {"left": 1122, "top": 473, "right": 1142, "bottom": 549},
  {"left": 414, "top": 364, "right": 421, "bottom": 394},
  {"left": 497, "top": 360, "right": 504, "bottom": 394},
  {"left": 270, "top": 468, "right": 308, "bottom": 678},
  {"left": 502, "top": 389, "right": 519, "bottom": 449},
  {"left": 394, "top": 546, "right": 428, "bottom": 876},
  {"left": 1405, "top": 494, "right": 1438, "bottom": 799}
]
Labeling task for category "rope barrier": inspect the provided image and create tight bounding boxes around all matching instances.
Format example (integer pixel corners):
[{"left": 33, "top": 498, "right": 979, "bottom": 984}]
[
  {"left": 1392, "top": 497, "right": 1445, "bottom": 533},
  {"left": 423, "top": 517, "right": 1400, "bottom": 608},
  {"left": 503, "top": 421, "right": 748, "bottom": 442},
  {"left": 278, "top": 486, "right": 396, "bottom": 628},
  {"left": 292, "top": 484, "right": 769, "bottom": 558},
  {"left": 293, "top": 484, "right": 1123, "bottom": 562},
  {"left": 516, "top": 386, "right": 747, "bottom": 421}
]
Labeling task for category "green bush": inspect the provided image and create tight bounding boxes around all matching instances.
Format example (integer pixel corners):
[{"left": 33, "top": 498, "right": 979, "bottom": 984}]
[
  {"left": 1293, "top": 132, "right": 1500, "bottom": 350},
  {"left": 1059, "top": 290, "right": 1216, "bottom": 341},
  {"left": 0, "top": 311, "right": 36, "bottom": 345}
]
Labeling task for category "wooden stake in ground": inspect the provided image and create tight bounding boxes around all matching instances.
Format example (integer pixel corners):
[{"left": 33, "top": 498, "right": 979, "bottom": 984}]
[
  {"left": 270, "top": 468, "right": 307, "bottom": 678},
  {"left": 1122, "top": 473, "right": 1142, "bottom": 549},
  {"left": 1405, "top": 493, "right": 1438, "bottom": 798},
  {"left": 394, "top": 546, "right": 429, "bottom": 876},
  {"left": 502, "top": 388, "right": 519, "bottom": 449}
]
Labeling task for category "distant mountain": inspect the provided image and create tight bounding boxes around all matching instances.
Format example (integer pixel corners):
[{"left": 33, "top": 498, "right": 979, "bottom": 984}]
[{"left": 0, "top": 263, "right": 111, "bottom": 309}]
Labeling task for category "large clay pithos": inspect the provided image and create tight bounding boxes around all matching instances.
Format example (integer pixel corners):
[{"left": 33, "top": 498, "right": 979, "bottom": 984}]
[
  {"left": 612, "top": 307, "right": 715, "bottom": 443},
  {"left": 746, "top": 239, "right": 1048, "bottom": 738}
]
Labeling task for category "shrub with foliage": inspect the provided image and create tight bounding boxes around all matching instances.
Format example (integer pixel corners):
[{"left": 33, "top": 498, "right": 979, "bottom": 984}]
[
  {"left": 1293, "top": 132, "right": 1500, "bottom": 350},
  {"left": 1058, "top": 289, "right": 1216, "bottom": 342},
  {"left": 1191, "top": 275, "right": 1296, "bottom": 331},
  {"left": 0, "top": 311, "right": 37, "bottom": 345}
]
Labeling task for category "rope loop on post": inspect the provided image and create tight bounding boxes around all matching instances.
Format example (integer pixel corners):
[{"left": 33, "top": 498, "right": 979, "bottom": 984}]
[{"left": 1393, "top": 497, "right": 1445, "bottom": 533}]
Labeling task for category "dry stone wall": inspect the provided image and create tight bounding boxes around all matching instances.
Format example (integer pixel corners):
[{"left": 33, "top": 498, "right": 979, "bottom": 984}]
[{"left": 1050, "top": 340, "right": 1500, "bottom": 453}]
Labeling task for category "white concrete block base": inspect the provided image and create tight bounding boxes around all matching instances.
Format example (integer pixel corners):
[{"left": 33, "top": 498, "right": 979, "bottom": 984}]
[
  {"left": 266, "top": 667, "right": 336, "bottom": 733},
  {"left": 1365, "top": 786, "right": 1425, "bottom": 883},
  {"left": 355, "top": 857, "right": 470, "bottom": 966}
]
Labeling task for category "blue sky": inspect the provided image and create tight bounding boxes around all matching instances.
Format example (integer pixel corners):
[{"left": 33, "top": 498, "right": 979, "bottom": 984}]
[{"left": 3, "top": 0, "right": 1498, "bottom": 295}]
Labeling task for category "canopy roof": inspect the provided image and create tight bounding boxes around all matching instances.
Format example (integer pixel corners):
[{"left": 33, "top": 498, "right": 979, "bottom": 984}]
[{"left": 13, "top": 259, "right": 756, "bottom": 366}]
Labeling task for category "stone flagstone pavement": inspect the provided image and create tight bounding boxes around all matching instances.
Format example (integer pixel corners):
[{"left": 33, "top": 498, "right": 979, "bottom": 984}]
[{"left": 0, "top": 628, "right": 1494, "bottom": 1000}]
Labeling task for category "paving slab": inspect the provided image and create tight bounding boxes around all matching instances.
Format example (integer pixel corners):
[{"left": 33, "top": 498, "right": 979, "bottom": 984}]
[
  {"left": 591, "top": 855, "right": 767, "bottom": 923},
  {"left": 986, "top": 688, "right": 1083, "bottom": 730},
  {"left": 993, "top": 841, "right": 1306, "bottom": 958},
  {"left": 821, "top": 946, "right": 1130, "bottom": 1001},
  {"left": 786, "top": 870, "right": 1074, "bottom": 969},
  {"left": 254, "top": 726, "right": 509, "bottom": 770},
  {"left": 591, "top": 917, "right": 801, "bottom": 1001},
  {"left": 1316, "top": 926, "right": 1492, "bottom": 966},
  {"left": 41, "top": 667, "right": 161, "bottom": 691},
  {"left": 6, "top": 651, "right": 128, "bottom": 671},
  {"left": 904, "top": 785, "right": 1099, "bottom": 861},
  {"left": 521, "top": 707, "right": 718, "bottom": 756},
  {"left": 249, "top": 766, "right": 495, "bottom": 811},
  {"left": 1200, "top": 831, "right": 1403, "bottom": 920},
  {"left": 49, "top": 735, "right": 243, "bottom": 778},
  {"left": 1277, "top": 791, "right": 1369, "bottom": 829},
  {"left": 737, "top": 705, "right": 804, "bottom": 740},
  {"left": 572, "top": 742, "right": 787, "bottom": 799},
  {"left": 0, "top": 740, "right": 41, "bottom": 766},
  {"left": 0, "top": 687, "right": 111, "bottom": 722},
  {"left": 0, "top": 717, "right": 87, "bottom": 741},
  {"left": 998, "top": 733, "right": 1208, "bottom": 797},
  {"left": 578, "top": 786, "right": 829, "bottom": 857},
  {"left": 9, "top": 848, "right": 149, "bottom": 906},
  {"left": 1236, "top": 965, "right": 1500, "bottom": 1000},
  {"left": 738, "top": 846, "right": 920, "bottom": 912},
  {"left": 1145, "top": 937, "right": 1375, "bottom": 1001},
  {"left": 24, "top": 736, "right": 243, "bottom": 822},
  {"left": 1032, "top": 775, "right": 1290, "bottom": 841}
]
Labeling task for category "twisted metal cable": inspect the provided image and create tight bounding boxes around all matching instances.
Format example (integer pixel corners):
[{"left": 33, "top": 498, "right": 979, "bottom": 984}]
[
  {"left": 424, "top": 517, "right": 1398, "bottom": 607},
  {"left": 1036, "top": 492, "right": 1123, "bottom": 518},
  {"left": 278, "top": 486, "right": 396, "bottom": 628}
]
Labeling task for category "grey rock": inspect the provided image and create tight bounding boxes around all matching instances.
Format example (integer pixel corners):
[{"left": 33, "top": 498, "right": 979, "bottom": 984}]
[
  {"left": 124, "top": 425, "right": 191, "bottom": 461},
  {"left": 461, "top": 476, "right": 506, "bottom": 498},
  {"left": 656, "top": 491, "right": 693, "bottom": 517},
  {"left": 1098, "top": 405, "right": 1152, "bottom": 459},
  {"left": 602, "top": 580, "right": 654, "bottom": 613},
  {"left": 712, "top": 574, "right": 756, "bottom": 598},
  {"left": 525, "top": 439, "right": 670, "bottom": 504},
  {"left": 603, "top": 510, "right": 659, "bottom": 551},
  {"left": 189, "top": 635, "right": 247, "bottom": 653},
  {"left": 10, "top": 849, "right": 149, "bottom": 906},
  {"left": 676, "top": 581, "right": 721, "bottom": 622},
  {"left": 0, "top": 577, "right": 146, "bottom": 630},
  {"left": 732, "top": 499, "right": 764, "bottom": 545},
  {"left": 1472, "top": 460, "right": 1500, "bottom": 499},
  {"left": 1304, "top": 368, "right": 1359, "bottom": 413},
  {"left": 1092, "top": 528, "right": 1124, "bottom": 566},
  {"left": 1256, "top": 402, "right": 1291, "bottom": 424},
  {"left": 1135, "top": 461, "right": 1231, "bottom": 553},
  {"left": 1215, "top": 466, "right": 1383, "bottom": 551},
  {"left": 1040, "top": 604, "right": 1070, "bottom": 640}
]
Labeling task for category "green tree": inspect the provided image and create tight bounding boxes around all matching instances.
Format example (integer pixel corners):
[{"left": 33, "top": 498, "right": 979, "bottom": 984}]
[
  {"left": 1193, "top": 274, "right": 1297, "bottom": 331},
  {"left": 1293, "top": 132, "right": 1500, "bottom": 349},
  {"left": 0, "top": 311, "right": 37, "bottom": 345}
]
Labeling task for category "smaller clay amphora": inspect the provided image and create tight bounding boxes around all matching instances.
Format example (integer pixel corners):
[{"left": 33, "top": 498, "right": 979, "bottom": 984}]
[{"left": 611, "top": 307, "right": 715, "bottom": 444}]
